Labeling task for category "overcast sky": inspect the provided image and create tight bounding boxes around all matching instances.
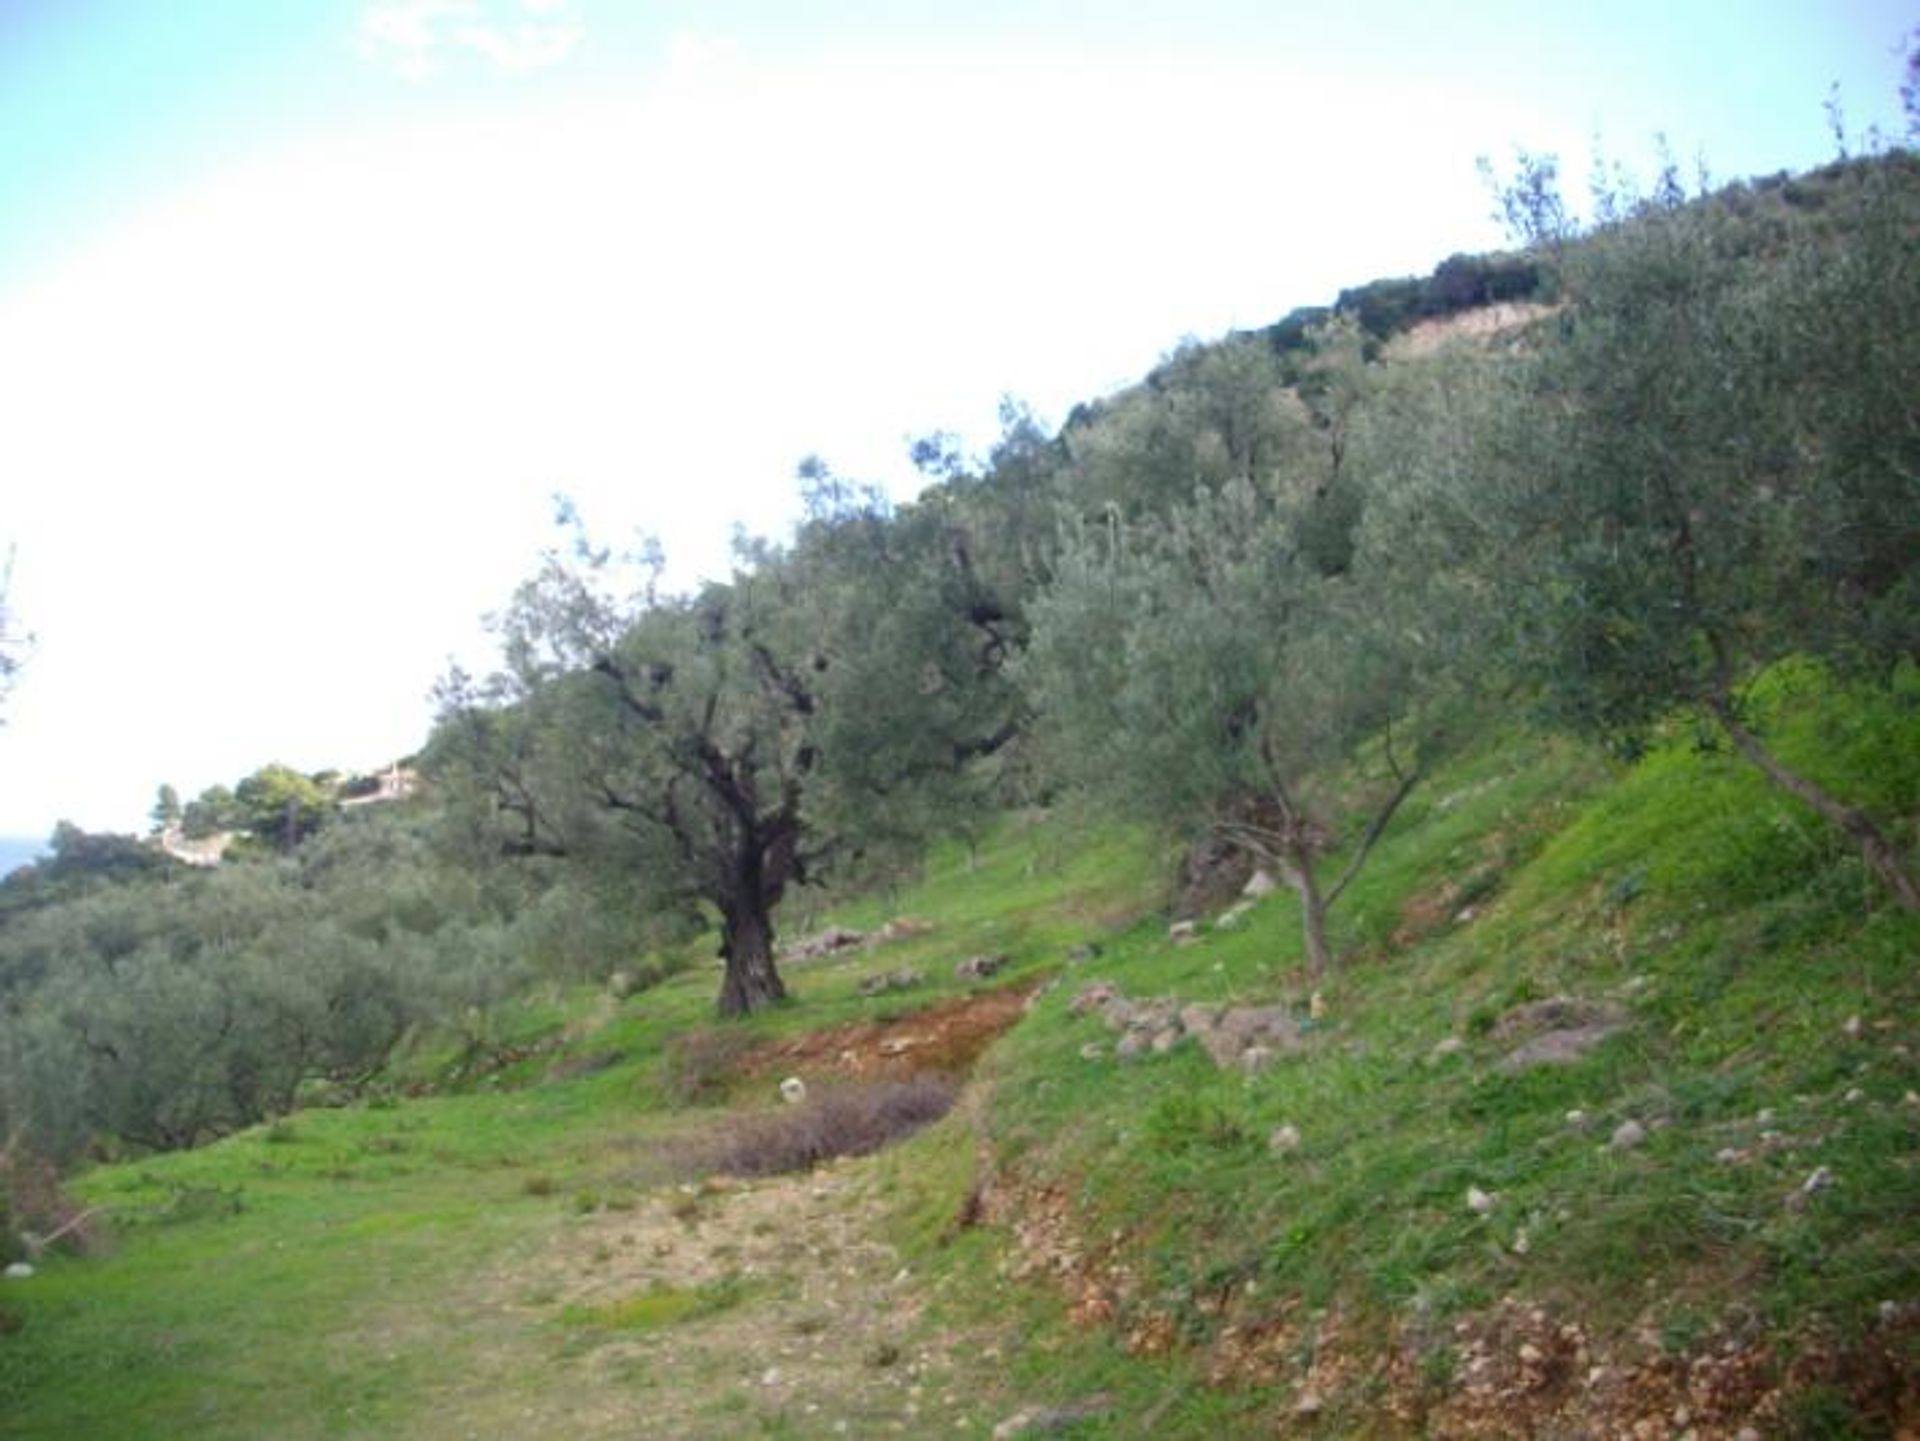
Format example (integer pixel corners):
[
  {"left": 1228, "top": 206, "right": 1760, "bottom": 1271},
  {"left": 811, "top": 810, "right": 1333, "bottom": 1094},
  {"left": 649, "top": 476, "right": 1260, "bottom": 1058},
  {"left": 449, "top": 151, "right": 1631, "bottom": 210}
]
[{"left": 0, "top": 0, "right": 1911, "bottom": 841}]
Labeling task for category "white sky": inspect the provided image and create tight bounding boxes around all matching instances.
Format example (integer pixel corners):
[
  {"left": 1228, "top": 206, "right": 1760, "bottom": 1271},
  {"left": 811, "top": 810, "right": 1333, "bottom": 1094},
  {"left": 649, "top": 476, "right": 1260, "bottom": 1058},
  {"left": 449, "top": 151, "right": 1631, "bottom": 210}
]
[{"left": 0, "top": 1, "right": 1911, "bottom": 839}]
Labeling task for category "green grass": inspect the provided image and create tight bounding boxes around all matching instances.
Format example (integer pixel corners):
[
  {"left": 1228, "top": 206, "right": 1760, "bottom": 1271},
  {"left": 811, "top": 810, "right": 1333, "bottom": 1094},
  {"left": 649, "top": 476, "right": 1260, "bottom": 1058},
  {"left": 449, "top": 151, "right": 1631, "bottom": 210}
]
[
  {"left": 559, "top": 1278, "right": 752, "bottom": 1333},
  {"left": 3, "top": 664, "right": 1917, "bottom": 1435}
]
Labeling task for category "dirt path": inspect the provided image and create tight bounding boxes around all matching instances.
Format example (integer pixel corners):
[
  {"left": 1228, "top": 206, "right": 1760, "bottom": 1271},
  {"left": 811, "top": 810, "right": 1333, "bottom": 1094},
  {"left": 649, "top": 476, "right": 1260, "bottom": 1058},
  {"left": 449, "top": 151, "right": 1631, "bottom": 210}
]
[{"left": 385, "top": 1157, "right": 1000, "bottom": 1440}]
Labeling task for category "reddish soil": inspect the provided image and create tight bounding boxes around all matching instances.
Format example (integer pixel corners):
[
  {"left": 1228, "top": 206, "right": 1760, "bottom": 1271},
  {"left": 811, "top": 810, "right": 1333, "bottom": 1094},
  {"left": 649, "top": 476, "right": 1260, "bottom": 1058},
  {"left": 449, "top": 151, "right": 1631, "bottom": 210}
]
[{"left": 746, "top": 985, "right": 1037, "bottom": 1082}]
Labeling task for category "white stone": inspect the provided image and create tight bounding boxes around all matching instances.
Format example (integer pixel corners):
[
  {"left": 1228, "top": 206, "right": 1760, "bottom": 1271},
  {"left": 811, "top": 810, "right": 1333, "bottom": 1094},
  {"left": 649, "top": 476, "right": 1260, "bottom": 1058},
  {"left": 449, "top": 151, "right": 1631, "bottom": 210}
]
[
  {"left": 779, "top": 1076, "right": 807, "bottom": 1104},
  {"left": 1467, "top": 1186, "right": 1498, "bottom": 1215},
  {"left": 1268, "top": 1124, "right": 1302, "bottom": 1154},
  {"left": 2, "top": 1262, "right": 32, "bottom": 1280}
]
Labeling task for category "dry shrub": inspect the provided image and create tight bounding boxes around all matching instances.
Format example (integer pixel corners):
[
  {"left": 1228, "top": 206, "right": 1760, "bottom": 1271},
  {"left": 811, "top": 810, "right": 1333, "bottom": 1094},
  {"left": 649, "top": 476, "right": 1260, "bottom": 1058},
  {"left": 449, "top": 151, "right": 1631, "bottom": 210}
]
[
  {"left": 0, "top": 1134, "right": 108, "bottom": 1260},
  {"left": 662, "top": 1026, "right": 760, "bottom": 1105},
  {"left": 683, "top": 1076, "right": 958, "bottom": 1179}
]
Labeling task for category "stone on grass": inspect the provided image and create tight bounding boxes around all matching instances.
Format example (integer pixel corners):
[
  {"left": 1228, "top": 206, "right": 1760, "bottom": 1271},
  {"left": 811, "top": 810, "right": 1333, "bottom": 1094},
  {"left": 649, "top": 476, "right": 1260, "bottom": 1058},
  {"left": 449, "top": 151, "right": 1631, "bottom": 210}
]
[
  {"left": 992, "top": 1393, "right": 1114, "bottom": 1438},
  {"left": 1179, "top": 1003, "right": 1221, "bottom": 1037},
  {"left": 2, "top": 1263, "right": 32, "bottom": 1280},
  {"left": 1243, "top": 869, "right": 1279, "bottom": 898},
  {"left": 1467, "top": 1186, "right": 1498, "bottom": 1215},
  {"left": 857, "top": 967, "right": 925, "bottom": 997},
  {"left": 955, "top": 953, "right": 1008, "bottom": 982},
  {"left": 1268, "top": 1124, "right": 1302, "bottom": 1154},
  {"left": 1168, "top": 920, "right": 1200, "bottom": 945},
  {"left": 1493, "top": 995, "right": 1628, "bottom": 1071},
  {"left": 779, "top": 1076, "right": 808, "bottom": 1105},
  {"left": 1609, "top": 1119, "right": 1647, "bottom": 1151}
]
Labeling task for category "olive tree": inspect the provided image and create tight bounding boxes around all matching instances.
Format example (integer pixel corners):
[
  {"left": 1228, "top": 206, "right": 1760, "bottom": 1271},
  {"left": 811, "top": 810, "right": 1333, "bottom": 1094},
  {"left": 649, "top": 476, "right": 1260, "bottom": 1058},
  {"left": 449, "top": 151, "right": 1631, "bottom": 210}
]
[
  {"left": 1476, "top": 152, "right": 1920, "bottom": 908},
  {"left": 1020, "top": 480, "right": 1441, "bottom": 975},
  {"left": 434, "top": 492, "right": 1024, "bottom": 1017}
]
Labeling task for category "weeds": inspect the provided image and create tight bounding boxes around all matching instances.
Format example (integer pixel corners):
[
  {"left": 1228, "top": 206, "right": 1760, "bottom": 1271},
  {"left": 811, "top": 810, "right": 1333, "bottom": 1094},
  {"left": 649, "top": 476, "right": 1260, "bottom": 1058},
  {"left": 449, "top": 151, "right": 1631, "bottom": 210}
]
[
  {"left": 678, "top": 1076, "right": 959, "bottom": 1178},
  {"left": 662, "top": 1026, "right": 759, "bottom": 1105}
]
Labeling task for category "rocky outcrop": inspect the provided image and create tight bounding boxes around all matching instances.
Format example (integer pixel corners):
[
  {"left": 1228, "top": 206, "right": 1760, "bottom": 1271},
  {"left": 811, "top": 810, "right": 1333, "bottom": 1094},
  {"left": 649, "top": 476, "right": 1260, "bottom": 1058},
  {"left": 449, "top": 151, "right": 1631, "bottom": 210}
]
[{"left": 1069, "top": 982, "right": 1304, "bottom": 1073}]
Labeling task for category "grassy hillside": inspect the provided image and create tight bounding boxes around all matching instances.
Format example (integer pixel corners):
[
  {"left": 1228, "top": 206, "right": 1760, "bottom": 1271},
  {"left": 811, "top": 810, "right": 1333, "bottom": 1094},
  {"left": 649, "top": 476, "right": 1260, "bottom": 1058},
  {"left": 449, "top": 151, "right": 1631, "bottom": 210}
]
[{"left": 1, "top": 664, "right": 1917, "bottom": 1437}]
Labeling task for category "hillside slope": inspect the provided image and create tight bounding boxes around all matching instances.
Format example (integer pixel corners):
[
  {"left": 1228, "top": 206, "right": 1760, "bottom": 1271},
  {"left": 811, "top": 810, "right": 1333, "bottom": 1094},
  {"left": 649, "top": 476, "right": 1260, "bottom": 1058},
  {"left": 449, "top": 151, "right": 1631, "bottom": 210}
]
[{"left": 1, "top": 661, "right": 1915, "bottom": 1436}]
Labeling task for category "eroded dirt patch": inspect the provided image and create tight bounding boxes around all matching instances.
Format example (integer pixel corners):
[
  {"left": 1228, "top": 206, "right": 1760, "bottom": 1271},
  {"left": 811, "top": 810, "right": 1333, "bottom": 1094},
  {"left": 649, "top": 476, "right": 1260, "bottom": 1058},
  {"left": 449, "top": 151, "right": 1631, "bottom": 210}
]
[
  {"left": 749, "top": 985, "right": 1037, "bottom": 1082},
  {"left": 391, "top": 1161, "right": 1000, "bottom": 1439}
]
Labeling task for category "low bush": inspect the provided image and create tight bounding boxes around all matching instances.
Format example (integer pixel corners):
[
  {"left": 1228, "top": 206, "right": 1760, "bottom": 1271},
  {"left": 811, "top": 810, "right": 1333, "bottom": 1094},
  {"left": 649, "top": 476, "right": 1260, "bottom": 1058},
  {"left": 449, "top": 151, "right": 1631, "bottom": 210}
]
[
  {"left": 680, "top": 1076, "right": 959, "bottom": 1178},
  {"left": 661, "top": 1026, "right": 760, "bottom": 1105}
]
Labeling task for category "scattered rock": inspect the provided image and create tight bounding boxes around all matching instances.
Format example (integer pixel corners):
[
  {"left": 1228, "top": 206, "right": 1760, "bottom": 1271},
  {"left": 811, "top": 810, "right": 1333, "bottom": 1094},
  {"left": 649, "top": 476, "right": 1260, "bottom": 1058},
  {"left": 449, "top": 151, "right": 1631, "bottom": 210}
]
[
  {"left": 1078, "top": 1043, "right": 1106, "bottom": 1061},
  {"left": 779, "top": 1076, "right": 808, "bottom": 1105},
  {"left": 781, "top": 926, "right": 869, "bottom": 962},
  {"left": 1292, "top": 1390, "right": 1323, "bottom": 1416},
  {"left": 1068, "top": 982, "right": 1120, "bottom": 1016},
  {"left": 991, "top": 1394, "right": 1114, "bottom": 1438},
  {"left": 879, "top": 917, "right": 935, "bottom": 942},
  {"left": 955, "top": 953, "right": 1008, "bottom": 982},
  {"left": 2, "top": 1263, "right": 32, "bottom": 1280},
  {"left": 1467, "top": 1186, "right": 1499, "bottom": 1215},
  {"left": 1843, "top": 1087, "right": 1865, "bottom": 1103},
  {"left": 1268, "top": 1124, "right": 1302, "bottom": 1154},
  {"left": 1430, "top": 1036, "right": 1466, "bottom": 1061},
  {"left": 1843, "top": 1014, "right": 1863, "bottom": 1039},
  {"left": 1309, "top": 990, "right": 1328, "bottom": 1021},
  {"left": 1070, "top": 983, "right": 1301, "bottom": 1072},
  {"left": 1214, "top": 901, "right": 1254, "bottom": 929},
  {"left": 1566, "top": 1109, "right": 1589, "bottom": 1130},
  {"left": 1243, "top": 869, "right": 1278, "bottom": 898},
  {"left": 1168, "top": 920, "right": 1200, "bottom": 946},
  {"left": 1784, "top": 1167, "right": 1836, "bottom": 1213},
  {"left": 857, "top": 967, "right": 925, "bottom": 998},
  {"left": 1493, "top": 996, "right": 1629, "bottom": 1071},
  {"left": 1179, "top": 1003, "right": 1221, "bottom": 1036},
  {"left": 1610, "top": 1120, "right": 1648, "bottom": 1151}
]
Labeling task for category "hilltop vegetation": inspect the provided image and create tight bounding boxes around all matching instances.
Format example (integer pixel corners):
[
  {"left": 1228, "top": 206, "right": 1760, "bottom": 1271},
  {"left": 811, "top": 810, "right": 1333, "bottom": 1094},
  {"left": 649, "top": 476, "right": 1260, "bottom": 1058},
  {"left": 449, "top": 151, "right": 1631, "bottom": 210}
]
[{"left": 1, "top": 140, "right": 1918, "bottom": 1434}]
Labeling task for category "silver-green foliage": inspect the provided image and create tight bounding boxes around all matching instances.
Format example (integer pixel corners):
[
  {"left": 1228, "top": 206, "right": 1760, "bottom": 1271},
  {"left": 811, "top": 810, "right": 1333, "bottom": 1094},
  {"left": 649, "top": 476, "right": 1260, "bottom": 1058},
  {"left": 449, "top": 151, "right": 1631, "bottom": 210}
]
[{"left": 1469, "top": 150, "right": 1920, "bottom": 905}]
